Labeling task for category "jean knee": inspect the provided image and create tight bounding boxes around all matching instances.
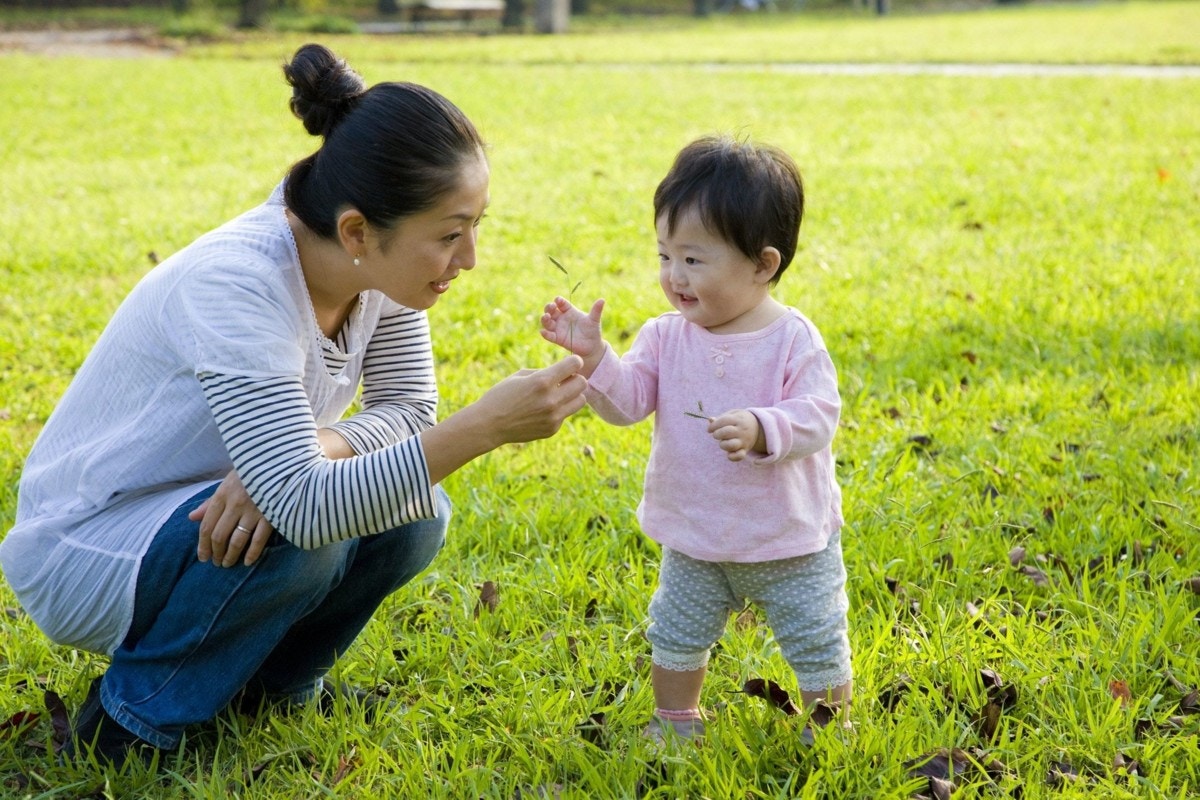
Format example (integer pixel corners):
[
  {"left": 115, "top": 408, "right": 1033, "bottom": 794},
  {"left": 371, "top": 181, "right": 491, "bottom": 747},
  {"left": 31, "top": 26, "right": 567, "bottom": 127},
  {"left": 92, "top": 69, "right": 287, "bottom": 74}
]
[
  {"left": 408, "top": 485, "right": 451, "bottom": 564},
  {"left": 352, "top": 486, "right": 450, "bottom": 593},
  {"left": 263, "top": 538, "right": 356, "bottom": 602}
]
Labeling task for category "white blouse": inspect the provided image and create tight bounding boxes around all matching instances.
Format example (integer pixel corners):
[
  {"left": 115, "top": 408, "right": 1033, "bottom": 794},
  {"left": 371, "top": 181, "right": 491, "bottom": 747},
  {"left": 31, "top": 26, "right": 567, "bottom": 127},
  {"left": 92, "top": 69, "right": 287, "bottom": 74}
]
[{"left": 0, "top": 186, "right": 439, "bottom": 655}]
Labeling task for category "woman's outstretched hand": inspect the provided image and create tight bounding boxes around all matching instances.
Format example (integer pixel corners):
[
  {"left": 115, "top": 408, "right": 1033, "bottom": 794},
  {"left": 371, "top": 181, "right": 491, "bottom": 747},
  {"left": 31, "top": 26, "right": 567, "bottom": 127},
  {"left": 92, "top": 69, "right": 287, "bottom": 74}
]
[
  {"left": 420, "top": 354, "right": 588, "bottom": 487},
  {"left": 480, "top": 354, "right": 589, "bottom": 444},
  {"left": 191, "top": 469, "right": 275, "bottom": 567}
]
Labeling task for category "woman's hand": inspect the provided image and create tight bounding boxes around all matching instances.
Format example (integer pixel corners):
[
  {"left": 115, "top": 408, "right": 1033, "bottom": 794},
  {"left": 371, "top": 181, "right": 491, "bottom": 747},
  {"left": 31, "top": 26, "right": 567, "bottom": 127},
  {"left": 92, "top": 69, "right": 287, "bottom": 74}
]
[
  {"left": 540, "top": 297, "right": 605, "bottom": 377},
  {"left": 707, "top": 410, "right": 766, "bottom": 462},
  {"left": 420, "top": 355, "right": 588, "bottom": 486},
  {"left": 478, "top": 354, "right": 589, "bottom": 444},
  {"left": 190, "top": 469, "right": 275, "bottom": 567}
]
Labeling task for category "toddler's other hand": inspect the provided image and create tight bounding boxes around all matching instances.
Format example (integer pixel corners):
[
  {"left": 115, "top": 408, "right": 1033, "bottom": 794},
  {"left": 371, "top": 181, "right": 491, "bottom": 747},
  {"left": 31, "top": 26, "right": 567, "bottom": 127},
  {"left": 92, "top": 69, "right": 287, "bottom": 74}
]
[{"left": 707, "top": 410, "right": 762, "bottom": 462}]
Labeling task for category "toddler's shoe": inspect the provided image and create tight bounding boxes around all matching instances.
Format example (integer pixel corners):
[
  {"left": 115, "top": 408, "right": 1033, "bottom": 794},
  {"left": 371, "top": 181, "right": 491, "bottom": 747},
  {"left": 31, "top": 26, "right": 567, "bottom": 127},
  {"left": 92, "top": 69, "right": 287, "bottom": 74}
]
[{"left": 643, "top": 713, "right": 706, "bottom": 744}]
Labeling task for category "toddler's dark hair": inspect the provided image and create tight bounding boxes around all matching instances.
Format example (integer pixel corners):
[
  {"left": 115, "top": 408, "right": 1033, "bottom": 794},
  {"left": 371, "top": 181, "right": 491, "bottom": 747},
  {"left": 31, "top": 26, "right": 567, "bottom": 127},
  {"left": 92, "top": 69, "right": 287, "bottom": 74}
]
[
  {"left": 282, "top": 43, "right": 486, "bottom": 241},
  {"left": 654, "top": 135, "right": 804, "bottom": 284}
]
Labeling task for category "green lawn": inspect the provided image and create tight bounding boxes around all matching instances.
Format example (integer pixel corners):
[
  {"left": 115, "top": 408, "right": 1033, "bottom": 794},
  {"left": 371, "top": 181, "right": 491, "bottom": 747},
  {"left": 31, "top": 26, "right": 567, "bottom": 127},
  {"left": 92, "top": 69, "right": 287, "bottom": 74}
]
[{"left": 1, "top": 2, "right": 1198, "bottom": 797}]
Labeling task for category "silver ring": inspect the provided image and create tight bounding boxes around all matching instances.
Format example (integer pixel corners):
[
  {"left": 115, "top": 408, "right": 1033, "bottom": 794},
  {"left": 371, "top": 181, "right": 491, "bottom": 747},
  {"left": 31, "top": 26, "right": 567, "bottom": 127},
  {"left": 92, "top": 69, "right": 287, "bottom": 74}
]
[{"left": 234, "top": 524, "right": 252, "bottom": 534}]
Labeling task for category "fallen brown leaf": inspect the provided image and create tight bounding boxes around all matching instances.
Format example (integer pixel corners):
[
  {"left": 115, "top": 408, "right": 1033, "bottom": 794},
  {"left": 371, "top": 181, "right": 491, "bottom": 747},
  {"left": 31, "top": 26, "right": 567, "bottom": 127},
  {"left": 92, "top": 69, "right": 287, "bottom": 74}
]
[
  {"left": 0, "top": 711, "right": 39, "bottom": 739},
  {"left": 1046, "top": 760, "right": 1080, "bottom": 787},
  {"left": 734, "top": 607, "right": 757, "bottom": 632},
  {"left": 742, "top": 677, "right": 800, "bottom": 716},
  {"left": 1019, "top": 565, "right": 1050, "bottom": 587},
  {"left": 330, "top": 746, "right": 358, "bottom": 786},
  {"left": 43, "top": 690, "right": 70, "bottom": 753},
  {"left": 475, "top": 581, "right": 499, "bottom": 617}
]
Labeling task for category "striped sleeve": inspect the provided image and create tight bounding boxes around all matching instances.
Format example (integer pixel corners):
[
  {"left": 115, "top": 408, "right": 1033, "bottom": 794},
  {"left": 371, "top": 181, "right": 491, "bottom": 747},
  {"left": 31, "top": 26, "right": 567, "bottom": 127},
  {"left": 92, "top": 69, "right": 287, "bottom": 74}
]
[
  {"left": 199, "top": 372, "right": 436, "bottom": 549},
  {"left": 326, "top": 308, "right": 437, "bottom": 455}
]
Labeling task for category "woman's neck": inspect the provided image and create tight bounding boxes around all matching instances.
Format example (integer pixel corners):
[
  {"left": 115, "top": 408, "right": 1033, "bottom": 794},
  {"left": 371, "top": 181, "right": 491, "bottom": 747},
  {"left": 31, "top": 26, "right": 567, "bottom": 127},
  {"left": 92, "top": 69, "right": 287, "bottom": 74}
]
[{"left": 288, "top": 210, "right": 361, "bottom": 339}]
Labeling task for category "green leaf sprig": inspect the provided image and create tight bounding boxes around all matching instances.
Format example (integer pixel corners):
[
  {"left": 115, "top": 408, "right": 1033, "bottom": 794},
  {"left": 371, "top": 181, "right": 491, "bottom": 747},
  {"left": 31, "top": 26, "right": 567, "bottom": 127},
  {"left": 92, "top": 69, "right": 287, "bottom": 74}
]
[{"left": 549, "top": 255, "right": 582, "bottom": 350}]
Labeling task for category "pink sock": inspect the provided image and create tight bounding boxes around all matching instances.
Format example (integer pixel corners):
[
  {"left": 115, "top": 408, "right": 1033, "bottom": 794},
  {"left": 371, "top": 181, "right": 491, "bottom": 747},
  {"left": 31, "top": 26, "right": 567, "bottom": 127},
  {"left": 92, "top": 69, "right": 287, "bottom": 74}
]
[{"left": 654, "top": 707, "right": 703, "bottom": 722}]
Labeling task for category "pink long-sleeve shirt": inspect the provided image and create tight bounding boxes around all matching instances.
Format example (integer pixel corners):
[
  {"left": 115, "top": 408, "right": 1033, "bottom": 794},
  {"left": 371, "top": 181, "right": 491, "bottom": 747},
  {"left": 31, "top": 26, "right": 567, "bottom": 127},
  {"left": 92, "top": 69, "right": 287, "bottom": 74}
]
[{"left": 585, "top": 308, "right": 843, "bottom": 563}]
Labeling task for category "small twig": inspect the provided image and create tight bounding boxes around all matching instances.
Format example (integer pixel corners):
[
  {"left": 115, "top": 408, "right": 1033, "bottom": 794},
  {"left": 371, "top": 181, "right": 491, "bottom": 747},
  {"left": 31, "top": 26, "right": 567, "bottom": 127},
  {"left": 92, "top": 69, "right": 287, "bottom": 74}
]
[
  {"left": 549, "top": 255, "right": 580, "bottom": 350},
  {"left": 683, "top": 401, "right": 709, "bottom": 420}
]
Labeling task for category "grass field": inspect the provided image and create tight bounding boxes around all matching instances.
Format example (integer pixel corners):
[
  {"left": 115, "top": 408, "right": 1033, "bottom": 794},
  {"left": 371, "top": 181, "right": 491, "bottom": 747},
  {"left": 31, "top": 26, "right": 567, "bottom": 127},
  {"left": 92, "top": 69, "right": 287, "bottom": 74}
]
[{"left": 1, "top": 1, "right": 1198, "bottom": 797}]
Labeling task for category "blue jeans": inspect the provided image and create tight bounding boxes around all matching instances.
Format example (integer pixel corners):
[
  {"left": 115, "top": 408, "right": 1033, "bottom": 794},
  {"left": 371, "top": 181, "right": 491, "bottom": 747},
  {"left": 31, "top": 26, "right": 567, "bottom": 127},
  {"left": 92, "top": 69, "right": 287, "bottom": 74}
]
[{"left": 97, "top": 484, "right": 450, "bottom": 749}]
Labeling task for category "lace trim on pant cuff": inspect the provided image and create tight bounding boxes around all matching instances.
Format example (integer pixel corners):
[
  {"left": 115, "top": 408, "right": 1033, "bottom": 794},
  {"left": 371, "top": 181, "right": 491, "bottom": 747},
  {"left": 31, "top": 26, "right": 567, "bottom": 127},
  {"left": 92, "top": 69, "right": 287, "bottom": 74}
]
[
  {"left": 652, "top": 650, "right": 710, "bottom": 672},
  {"left": 794, "top": 666, "right": 854, "bottom": 693}
]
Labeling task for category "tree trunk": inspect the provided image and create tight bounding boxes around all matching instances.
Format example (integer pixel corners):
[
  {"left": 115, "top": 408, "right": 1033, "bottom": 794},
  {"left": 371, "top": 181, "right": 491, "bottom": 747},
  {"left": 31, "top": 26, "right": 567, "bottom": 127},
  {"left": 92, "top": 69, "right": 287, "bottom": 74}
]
[
  {"left": 237, "top": 0, "right": 269, "bottom": 29},
  {"left": 502, "top": 0, "right": 524, "bottom": 28}
]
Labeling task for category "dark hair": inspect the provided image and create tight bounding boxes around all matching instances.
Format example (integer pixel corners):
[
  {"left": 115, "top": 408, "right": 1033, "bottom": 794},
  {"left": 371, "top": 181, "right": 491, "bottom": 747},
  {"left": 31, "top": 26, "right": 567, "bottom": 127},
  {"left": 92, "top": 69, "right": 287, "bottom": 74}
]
[
  {"left": 282, "top": 43, "right": 486, "bottom": 240},
  {"left": 653, "top": 135, "right": 804, "bottom": 284}
]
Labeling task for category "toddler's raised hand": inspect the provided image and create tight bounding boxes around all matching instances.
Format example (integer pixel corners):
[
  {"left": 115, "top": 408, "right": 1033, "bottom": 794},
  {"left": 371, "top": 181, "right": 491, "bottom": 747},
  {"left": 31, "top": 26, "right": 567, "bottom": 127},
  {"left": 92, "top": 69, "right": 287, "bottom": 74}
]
[{"left": 540, "top": 296, "right": 606, "bottom": 376}]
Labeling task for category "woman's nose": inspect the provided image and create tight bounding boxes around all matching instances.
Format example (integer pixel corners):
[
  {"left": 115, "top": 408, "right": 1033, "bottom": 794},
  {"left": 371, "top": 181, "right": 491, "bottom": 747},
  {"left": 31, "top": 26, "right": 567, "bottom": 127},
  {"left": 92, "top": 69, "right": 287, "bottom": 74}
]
[{"left": 455, "top": 229, "right": 478, "bottom": 270}]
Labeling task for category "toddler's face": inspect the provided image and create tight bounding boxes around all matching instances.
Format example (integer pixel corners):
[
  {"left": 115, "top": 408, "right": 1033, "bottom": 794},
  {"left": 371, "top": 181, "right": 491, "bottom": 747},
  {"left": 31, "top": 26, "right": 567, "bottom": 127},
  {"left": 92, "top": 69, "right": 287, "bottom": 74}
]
[{"left": 656, "top": 208, "right": 772, "bottom": 335}]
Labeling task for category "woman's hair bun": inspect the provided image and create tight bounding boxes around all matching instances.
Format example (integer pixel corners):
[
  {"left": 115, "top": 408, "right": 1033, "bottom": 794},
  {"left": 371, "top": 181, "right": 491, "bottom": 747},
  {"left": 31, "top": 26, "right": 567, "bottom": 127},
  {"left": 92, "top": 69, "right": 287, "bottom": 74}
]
[{"left": 283, "top": 43, "right": 367, "bottom": 137}]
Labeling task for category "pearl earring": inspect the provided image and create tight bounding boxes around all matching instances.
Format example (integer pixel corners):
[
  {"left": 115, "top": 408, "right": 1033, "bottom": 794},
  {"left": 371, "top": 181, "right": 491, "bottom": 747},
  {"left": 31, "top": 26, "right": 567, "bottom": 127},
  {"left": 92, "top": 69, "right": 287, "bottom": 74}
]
[{"left": 353, "top": 256, "right": 361, "bottom": 267}]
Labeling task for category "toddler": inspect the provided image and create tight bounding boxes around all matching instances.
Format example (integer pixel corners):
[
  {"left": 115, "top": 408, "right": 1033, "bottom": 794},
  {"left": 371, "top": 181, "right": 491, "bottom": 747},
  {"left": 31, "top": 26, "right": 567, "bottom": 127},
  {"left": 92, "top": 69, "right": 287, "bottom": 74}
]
[{"left": 540, "top": 135, "right": 852, "bottom": 742}]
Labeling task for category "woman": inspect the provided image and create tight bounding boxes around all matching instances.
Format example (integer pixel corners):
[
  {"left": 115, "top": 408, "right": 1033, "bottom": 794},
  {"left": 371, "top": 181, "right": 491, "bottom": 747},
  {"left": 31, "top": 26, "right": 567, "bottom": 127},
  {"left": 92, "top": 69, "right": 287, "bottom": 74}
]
[{"left": 0, "top": 43, "right": 586, "bottom": 766}]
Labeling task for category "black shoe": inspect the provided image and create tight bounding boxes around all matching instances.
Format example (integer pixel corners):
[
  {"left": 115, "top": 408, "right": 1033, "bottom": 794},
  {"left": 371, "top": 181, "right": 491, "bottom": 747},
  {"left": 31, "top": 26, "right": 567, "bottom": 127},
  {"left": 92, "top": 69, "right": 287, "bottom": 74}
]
[
  {"left": 234, "top": 681, "right": 395, "bottom": 720},
  {"left": 62, "top": 677, "right": 159, "bottom": 769},
  {"left": 317, "top": 681, "right": 398, "bottom": 720}
]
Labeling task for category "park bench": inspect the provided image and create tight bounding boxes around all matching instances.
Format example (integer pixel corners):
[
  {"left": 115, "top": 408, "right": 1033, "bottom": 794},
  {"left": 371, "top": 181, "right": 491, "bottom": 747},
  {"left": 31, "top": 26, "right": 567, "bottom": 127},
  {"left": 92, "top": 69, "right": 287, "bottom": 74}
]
[{"left": 408, "top": 0, "right": 504, "bottom": 26}]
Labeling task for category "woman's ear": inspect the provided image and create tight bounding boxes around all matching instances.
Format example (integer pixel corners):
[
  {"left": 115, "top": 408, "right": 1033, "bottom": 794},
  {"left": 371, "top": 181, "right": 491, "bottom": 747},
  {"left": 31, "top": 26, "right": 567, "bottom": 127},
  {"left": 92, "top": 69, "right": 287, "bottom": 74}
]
[
  {"left": 755, "top": 246, "right": 782, "bottom": 284},
  {"left": 335, "top": 208, "right": 368, "bottom": 257}
]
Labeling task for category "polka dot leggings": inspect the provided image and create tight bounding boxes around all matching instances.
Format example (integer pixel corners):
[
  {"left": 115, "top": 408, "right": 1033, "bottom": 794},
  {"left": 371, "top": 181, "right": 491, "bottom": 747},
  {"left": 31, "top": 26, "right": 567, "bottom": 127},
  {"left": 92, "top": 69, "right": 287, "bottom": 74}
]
[{"left": 647, "top": 533, "right": 852, "bottom": 692}]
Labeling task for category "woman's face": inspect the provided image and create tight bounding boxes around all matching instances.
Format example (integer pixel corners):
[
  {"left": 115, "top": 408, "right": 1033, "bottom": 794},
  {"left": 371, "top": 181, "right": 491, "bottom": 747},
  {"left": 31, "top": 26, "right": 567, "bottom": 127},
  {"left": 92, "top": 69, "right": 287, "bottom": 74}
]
[{"left": 367, "top": 154, "right": 490, "bottom": 310}]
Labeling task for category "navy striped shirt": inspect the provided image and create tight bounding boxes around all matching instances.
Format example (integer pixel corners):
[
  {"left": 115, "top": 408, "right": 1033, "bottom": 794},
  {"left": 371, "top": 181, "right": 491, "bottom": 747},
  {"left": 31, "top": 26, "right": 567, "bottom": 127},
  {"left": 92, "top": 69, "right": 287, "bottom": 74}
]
[{"left": 199, "top": 310, "right": 438, "bottom": 549}]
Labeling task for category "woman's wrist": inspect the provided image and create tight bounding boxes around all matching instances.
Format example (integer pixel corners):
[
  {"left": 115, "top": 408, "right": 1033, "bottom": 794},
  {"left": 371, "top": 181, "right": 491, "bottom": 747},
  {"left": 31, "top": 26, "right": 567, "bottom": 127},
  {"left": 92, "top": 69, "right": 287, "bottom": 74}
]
[{"left": 419, "top": 404, "right": 500, "bottom": 486}]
